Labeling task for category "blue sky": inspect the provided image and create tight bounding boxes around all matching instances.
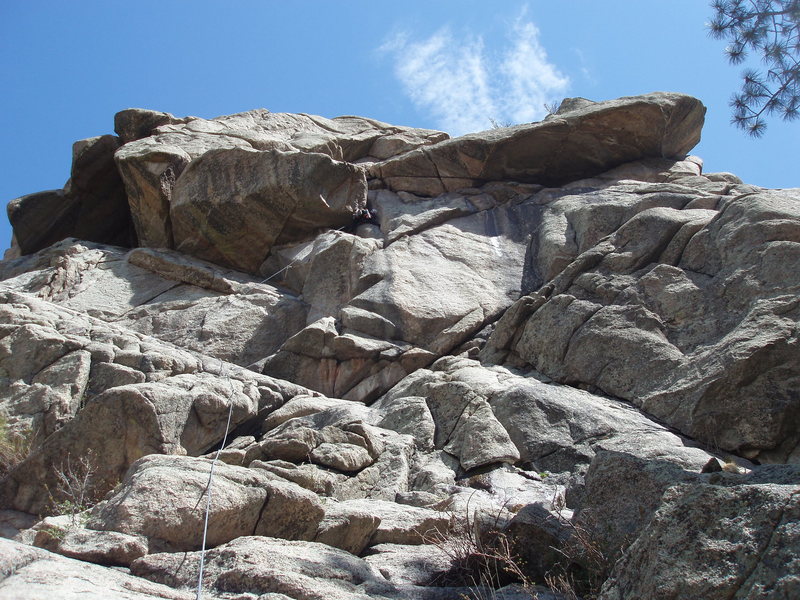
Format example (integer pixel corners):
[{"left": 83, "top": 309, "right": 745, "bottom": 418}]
[{"left": 1, "top": 0, "right": 797, "bottom": 252}]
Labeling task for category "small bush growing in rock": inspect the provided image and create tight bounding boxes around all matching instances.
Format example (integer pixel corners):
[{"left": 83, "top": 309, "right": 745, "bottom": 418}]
[
  {"left": 422, "top": 499, "right": 536, "bottom": 599},
  {"left": 46, "top": 450, "right": 113, "bottom": 524},
  {"left": 38, "top": 524, "right": 69, "bottom": 542},
  {"left": 544, "top": 502, "right": 612, "bottom": 600}
]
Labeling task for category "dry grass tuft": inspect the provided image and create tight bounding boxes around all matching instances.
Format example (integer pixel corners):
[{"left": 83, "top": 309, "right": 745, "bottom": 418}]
[
  {"left": 0, "top": 416, "right": 34, "bottom": 479},
  {"left": 421, "top": 495, "right": 537, "bottom": 599}
]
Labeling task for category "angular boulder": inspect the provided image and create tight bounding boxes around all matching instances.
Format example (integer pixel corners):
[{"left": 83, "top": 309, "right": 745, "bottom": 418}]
[
  {"left": 0, "top": 538, "right": 204, "bottom": 600},
  {"left": 130, "top": 535, "right": 402, "bottom": 600},
  {"left": 599, "top": 481, "right": 800, "bottom": 600},
  {"left": 371, "top": 92, "right": 705, "bottom": 196},
  {"left": 114, "top": 109, "right": 447, "bottom": 252},
  {"left": 114, "top": 108, "right": 192, "bottom": 143},
  {"left": 86, "top": 454, "right": 324, "bottom": 552},
  {"left": 321, "top": 498, "right": 452, "bottom": 546},
  {"left": 33, "top": 520, "right": 148, "bottom": 567},
  {"left": 8, "top": 134, "right": 135, "bottom": 255},
  {"left": 7, "top": 189, "right": 80, "bottom": 256},
  {"left": 570, "top": 451, "right": 705, "bottom": 564},
  {"left": 170, "top": 147, "right": 368, "bottom": 273}
]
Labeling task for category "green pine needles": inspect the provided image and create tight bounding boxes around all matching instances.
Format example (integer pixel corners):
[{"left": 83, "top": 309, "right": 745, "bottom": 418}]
[{"left": 709, "top": 0, "right": 800, "bottom": 135}]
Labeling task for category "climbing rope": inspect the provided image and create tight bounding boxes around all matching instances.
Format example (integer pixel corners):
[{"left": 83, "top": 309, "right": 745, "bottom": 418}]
[
  {"left": 195, "top": 214, "right": 374, "bottom": 596},
  {"left": 259, "top": 261, "right": 295, "bottom": 284},
  {"left": 195, "top": 361, "right": 235, "bottom": 600}
]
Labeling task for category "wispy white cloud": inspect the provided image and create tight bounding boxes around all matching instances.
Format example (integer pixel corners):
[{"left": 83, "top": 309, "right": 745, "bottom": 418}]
[
  {"left": 379, "top": 12, "right": 569, "bottom": 135},
  {"left": 379, "top": 28, "right": 497, "bottom": 136},
  {"left": 573, "top": 47, "right": 596, "bottom": 84}
]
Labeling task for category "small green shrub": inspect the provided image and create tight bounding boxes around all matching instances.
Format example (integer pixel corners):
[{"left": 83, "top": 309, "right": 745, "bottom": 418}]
[{"left": 39, "top": 524, "right": 68, "bottom": 542}]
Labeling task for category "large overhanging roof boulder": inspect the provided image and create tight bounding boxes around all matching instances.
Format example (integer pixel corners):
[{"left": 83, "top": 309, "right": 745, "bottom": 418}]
[
  {"left": 114, "top": 109, "right": 449, "bottom": 257},
  {"left": 169, "top": 148, "right": 369, "bottom": 273},
  {"left": 371, "top": 92, "right": 706, "bottom": 196}
]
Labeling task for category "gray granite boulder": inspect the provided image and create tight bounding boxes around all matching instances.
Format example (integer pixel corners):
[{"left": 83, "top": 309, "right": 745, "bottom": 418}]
[
  {"left": 0, "top": 537, "right": 205, "bottom": 599},
  {"left": 371, "top": 92, "right": 705, "bottom": 196},
  {"left": 86, "top": 454, "right": 324, "bottom": 552},
  {"left": 599, "top": 480, "right": 800, "bottom": 600}
]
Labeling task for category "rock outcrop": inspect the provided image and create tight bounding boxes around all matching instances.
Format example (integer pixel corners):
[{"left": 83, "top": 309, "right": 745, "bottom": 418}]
[
  {"left": 598, "top": 471, "right": 800, "bottom": 599},
  {"left": 482, "top": 185, "right": 800, "bottom": 463},
  {"left": 1, "top": 92, "right": 798, "bottom": 600},
  {"left": 7, "top": 134, "right": 136, "bottom": 257},
  {"left": 372, "top": 92, "right": 705, "bottom": 195}
]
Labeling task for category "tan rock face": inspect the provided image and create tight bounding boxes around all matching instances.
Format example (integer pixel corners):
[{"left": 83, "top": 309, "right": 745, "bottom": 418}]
[{"left": 1, "top": 95, "right": 798, "bottom": 600}]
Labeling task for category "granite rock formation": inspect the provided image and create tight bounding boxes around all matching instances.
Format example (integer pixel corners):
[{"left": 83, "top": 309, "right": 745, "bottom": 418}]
[{"left": 1, "top": 93, "right": 798, "bottom": 600}]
